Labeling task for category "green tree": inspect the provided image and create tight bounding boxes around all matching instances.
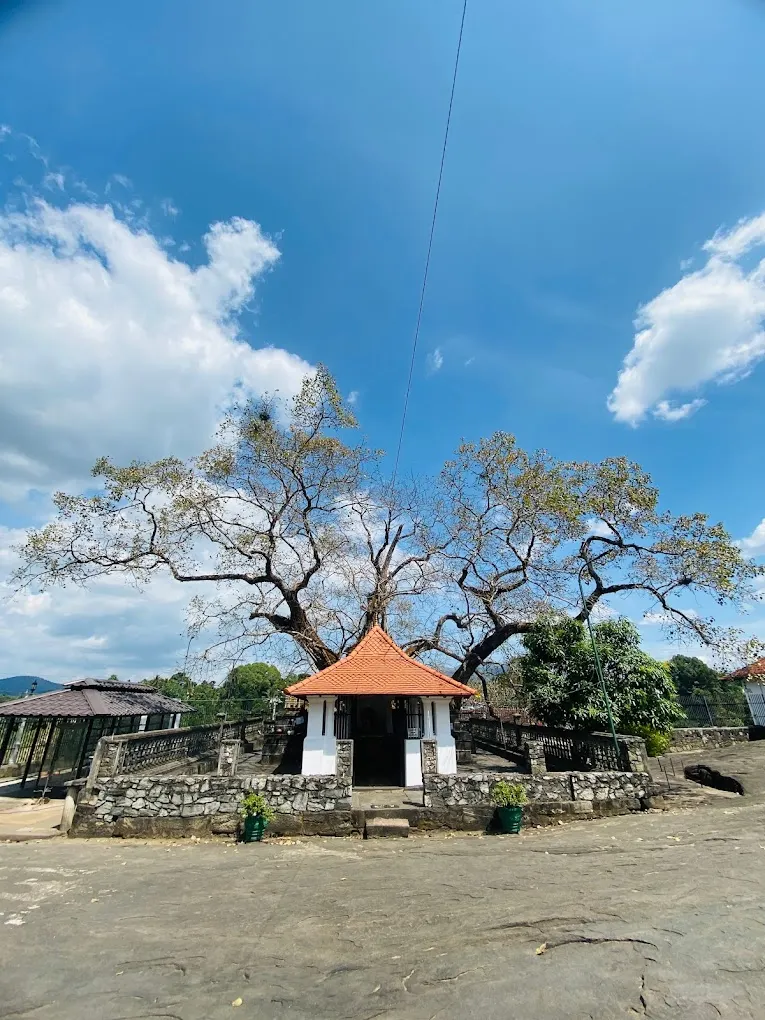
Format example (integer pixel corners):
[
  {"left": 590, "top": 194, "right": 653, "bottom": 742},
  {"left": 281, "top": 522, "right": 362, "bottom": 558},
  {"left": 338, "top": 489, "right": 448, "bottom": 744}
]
[
  {"left": 519, "top": 617, "right": 682, "bottom": 732},
  {"left": 668, "top": 655, "right": 750, "bottom": 725},
  {"left": 667, "top": 655, "right": 721, "bottom": 698},
  {"left": 145, "top": 673, "right": 221, "bottom": 724},
  {"left": 220, "top": 662, "right": 285, "bottom": 714}
]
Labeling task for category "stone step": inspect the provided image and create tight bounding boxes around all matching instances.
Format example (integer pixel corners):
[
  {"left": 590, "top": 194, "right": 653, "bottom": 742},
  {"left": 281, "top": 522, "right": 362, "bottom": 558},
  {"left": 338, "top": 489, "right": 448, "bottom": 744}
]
[
  {"left": 360, "top": 807, "right": 422, "bottom": 820},
  {"left": 364, "top": 817, "right": 410, "bottom": 838}
]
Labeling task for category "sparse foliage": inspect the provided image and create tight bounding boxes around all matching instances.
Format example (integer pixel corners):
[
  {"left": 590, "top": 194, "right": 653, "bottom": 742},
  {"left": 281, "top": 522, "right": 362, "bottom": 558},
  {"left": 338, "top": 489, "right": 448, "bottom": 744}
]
[{"left": 12, "top": 371, "right": 762, "bottom": 683}]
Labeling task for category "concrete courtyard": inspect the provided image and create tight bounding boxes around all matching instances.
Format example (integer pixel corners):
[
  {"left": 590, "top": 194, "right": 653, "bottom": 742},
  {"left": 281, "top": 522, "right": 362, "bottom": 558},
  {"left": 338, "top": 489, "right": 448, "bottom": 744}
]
[{"left": 2, "top": 778, "right": 765, "bottom": 1020}]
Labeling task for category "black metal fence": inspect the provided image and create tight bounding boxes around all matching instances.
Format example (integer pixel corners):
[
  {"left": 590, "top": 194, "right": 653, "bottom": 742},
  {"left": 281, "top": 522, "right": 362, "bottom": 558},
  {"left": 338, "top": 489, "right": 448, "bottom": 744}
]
[
  {"left": 677, "top": 695, "right": 753, "bottom": 728},
  {"left": 468, "top": 717, "right": 630, "bottom": 772}
]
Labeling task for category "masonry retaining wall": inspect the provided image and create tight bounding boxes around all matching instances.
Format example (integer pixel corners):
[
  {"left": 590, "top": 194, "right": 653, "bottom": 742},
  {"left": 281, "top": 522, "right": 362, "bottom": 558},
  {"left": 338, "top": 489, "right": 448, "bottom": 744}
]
[
  {"left": 424, "top": 770, "right": 652, "bottom": 809},
  {"left": 71, "top": 773, "right": 353, "bottom": 838},
  {"left": 668, "top": 727, "right": 750, "bottom": 752}
]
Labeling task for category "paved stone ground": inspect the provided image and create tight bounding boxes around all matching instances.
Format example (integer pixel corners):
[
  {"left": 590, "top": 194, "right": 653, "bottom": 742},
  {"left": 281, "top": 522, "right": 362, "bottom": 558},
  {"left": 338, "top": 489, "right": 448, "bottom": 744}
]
[
  {"left": 651, "top": 741, "right": 765, "bottom": 802},
  {"left": 0, "top": 786, "right": 63, "bottom": 840},
  {"left": 1, "top": 793, "right": 764, "bottom": 1020}
]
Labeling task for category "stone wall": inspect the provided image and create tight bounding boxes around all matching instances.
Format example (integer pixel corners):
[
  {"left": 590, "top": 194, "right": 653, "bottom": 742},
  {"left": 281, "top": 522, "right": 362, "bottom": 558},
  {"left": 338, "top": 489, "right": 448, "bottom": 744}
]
[
  {"left": 424, "top": 770, "right": 652, "bottom": 810},
  {"left": 335, "top": 739, "right": 353, "bottom": 783},
  {"left": 71, "top": 773, "right": 352, "bottom": 839},
  {"left": 668, "top": 727, "right": 750, "bottom": 752},
  {"left": 420, "top": 738, "right": 438, "bottom": 776}
]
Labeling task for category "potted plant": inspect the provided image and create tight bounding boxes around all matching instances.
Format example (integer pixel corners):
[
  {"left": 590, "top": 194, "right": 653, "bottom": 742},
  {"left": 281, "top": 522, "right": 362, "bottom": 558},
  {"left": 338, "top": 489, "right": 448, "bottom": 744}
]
[
  {"left": 491, "top": 780, "right": 528, "bottom": 834},
  {"left": 238, "top": 792, "right": 275, "bottom": 843}
]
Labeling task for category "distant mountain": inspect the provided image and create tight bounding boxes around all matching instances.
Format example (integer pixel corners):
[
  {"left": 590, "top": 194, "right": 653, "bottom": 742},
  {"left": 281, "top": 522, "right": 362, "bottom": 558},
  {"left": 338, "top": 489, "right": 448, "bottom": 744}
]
[{"left": 0, "top": 676, "right": 60, "bottom": 697}]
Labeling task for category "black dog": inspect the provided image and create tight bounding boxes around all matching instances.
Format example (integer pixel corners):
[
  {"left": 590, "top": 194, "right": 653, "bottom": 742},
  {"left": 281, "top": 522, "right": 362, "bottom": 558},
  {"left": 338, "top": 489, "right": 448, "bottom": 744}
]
[{"left": 684, "top": 763, "right": 744, "bottom": 795}]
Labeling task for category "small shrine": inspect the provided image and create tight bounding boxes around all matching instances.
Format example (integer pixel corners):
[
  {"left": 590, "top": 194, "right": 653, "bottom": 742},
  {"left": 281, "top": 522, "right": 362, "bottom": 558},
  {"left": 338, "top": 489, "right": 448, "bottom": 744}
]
[{"left": 285, "top": 626, "right": 475, "bottom": 787}]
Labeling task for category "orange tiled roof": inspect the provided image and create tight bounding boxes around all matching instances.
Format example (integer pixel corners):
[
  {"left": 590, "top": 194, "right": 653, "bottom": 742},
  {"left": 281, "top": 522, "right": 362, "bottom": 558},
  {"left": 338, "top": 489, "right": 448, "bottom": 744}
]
[
  {"left": 284, "top": 626, "right": 476, "bottom": 698},
  {"left": 725, "top": 657, "right": 765, "bottom": 681}
]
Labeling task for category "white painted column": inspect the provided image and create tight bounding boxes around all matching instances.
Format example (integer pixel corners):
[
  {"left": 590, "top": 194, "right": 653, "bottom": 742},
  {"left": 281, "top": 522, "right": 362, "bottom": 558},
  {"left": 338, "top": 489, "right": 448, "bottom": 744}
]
[
  {"left": 301, "top": 696, "right": 337, "bottom": 776},
  {"left": 8, "top": 719, "right": 26, "bottom": 765},
  {"left": 423, "top": 698, "right": 434, "bottom": 738},
  {"left": 411, "top": 698, "right": 431, "bottom": 786},
  {"left": 404, "top": 740, "right": 423, "bottom": 786},
  {"left": 433, "top": 699, "right": 457, "bottom": 775}
]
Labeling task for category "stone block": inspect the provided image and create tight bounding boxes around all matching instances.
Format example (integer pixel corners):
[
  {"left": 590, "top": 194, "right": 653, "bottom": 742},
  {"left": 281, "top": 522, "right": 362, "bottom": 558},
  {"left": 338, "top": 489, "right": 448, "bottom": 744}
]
[
  {"left": 210, "top": 815, "right": 239, "bottom": 835},
  {"left": 365, "top": 818, "right": 410, "bottom": 838}
]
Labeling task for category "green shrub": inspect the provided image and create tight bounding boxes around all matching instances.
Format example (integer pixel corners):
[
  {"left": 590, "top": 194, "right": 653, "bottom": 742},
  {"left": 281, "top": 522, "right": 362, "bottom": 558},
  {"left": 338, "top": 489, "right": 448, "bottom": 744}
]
[
  {"left": 238, "top": 792, "right": 275, "bottom": 822},
  {"left": 491, "top": 781, "right": 528, "bottom": 808},
  {"left": 629, "top": 726, "right": 671, "bottom": 757}
]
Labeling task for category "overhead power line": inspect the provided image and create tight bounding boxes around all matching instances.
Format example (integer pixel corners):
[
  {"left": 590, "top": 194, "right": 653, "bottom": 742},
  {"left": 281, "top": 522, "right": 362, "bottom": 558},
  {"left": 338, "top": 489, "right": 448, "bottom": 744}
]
[{"left": 389, "top": 0, "right": 468, "bottom": 490}]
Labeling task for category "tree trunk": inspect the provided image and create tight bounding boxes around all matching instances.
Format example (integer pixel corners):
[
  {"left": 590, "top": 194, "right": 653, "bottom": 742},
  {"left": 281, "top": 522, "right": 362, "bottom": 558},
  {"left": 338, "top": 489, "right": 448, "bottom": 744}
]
[{"left": 452, "top": 621, "right": 534, "bottom": 684}]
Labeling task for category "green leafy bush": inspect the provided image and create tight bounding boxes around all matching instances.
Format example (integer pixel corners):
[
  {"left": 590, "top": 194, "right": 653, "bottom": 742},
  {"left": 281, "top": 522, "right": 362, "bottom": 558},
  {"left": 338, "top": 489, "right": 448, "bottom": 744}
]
[
  {"left": 627, "top": 726, "right": 671, "bottom": 757},
  {"left": 491, "top": 781, "right": 528, "bottom": 808},
  {"left": 238, "top": 792, "right": 275, "bottom": 822}
]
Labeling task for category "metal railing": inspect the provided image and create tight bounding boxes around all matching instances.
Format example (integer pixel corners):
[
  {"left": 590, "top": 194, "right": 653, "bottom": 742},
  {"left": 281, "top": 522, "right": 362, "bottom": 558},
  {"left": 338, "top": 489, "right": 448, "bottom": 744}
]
[
  {"left": 468, "top": 717, "right": 630, "bottom": 772},
  {"left": 97, "top": 717, "right": 263, "bottom": 777}
]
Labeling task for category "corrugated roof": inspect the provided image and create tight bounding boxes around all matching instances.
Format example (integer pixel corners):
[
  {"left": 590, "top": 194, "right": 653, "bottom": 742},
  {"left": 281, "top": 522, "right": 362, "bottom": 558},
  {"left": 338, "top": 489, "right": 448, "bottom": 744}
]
[
  {"left": 0, "top": 678, "right": 191, "bottom": 718},
  {"left": 285, "top": 626, "right": 476, "bottom": 698},
  {"left": 724, "top": 657, "right": 765, "bottom": 681}
]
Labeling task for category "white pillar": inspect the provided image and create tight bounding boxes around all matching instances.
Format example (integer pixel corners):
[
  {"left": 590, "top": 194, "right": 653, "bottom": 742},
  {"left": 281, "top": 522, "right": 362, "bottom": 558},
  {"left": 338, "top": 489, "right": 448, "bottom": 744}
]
[
  {"left": 8, "top": 719, "right": 26, "bottom": 765},
  {"left": 434, "top": 699, "right": 457, "bottom": 775},
  {"left": 423, "top": 698, "right": 434, "bottom": 738},
  {"left": 301, "top": 696, "right": 337, "bottom": 776},
  {"left": 404, "top": 740, "right": 423, "bottom": 786}
]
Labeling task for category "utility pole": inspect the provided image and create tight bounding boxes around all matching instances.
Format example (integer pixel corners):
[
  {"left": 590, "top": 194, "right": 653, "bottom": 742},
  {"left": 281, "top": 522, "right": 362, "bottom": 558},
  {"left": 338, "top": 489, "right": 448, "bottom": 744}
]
[{"left": 577, "top": 567, "right": 621, "bottom": 762}]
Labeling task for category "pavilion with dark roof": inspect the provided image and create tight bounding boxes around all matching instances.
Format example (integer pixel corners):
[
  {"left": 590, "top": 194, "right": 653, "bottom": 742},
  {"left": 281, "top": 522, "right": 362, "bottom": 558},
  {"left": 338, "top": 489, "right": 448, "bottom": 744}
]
[
  {"left": 285, "top": 626, "right": 475, "bottom": 787},
  {"left": 0, "top": 679, "right": 190, "bottom": 792}
]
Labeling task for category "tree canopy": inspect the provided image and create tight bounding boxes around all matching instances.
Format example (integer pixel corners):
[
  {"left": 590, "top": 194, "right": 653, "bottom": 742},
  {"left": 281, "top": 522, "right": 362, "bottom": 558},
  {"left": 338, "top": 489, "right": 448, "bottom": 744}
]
[
  {"left": 220, "top": 662, "right": 286, "bottom": 705},
  {"left": 12, "top": 369, "right": 763, "bottom": 684},
  {"left": 667, "top": 655, "right": 722, "bottom": 698},
  {"left": 518, "top": 617, "right": 682, "bottom": 732}
]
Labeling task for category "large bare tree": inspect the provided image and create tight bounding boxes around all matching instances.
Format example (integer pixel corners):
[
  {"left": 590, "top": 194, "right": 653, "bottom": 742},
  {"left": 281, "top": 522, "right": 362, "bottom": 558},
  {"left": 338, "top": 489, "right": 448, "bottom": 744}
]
[{"left": 12, "top": 371, "right": 762, "bottom": 683}]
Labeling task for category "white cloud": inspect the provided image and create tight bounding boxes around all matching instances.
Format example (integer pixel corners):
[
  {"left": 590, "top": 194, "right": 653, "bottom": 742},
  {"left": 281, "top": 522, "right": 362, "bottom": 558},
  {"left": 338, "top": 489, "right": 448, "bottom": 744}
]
[
  {"left": 739, "top": 519, "right": 765, "bottom": 556},
  {"left": 589, "top": 602, "right": 616, "bottom": 622},
  {"left": 608, "top": 211, "right": 765, "bottom": 425},
  {"left": 653, "top": 398, "right": 706, "bottom": 422},
  {"left": 43, "top": 171, "right": 65, "bottom": 191},
  {"left": 347, "top": 390, "right": 359, "bottom": 406},
  {"left": 586, "top": 517, "right": 614, "bottom": 538},
  {"left": 160, "top": 198, "right": 179, "bottom": 217},
  {"left": 0, "top": 198, "right": 312, "bottom": 498},
  {"left": 427, "top": 347, "right": 444, "bottom": 373},
  {"left": 0, "top": 524, "right": 203, "bottom": 682}
]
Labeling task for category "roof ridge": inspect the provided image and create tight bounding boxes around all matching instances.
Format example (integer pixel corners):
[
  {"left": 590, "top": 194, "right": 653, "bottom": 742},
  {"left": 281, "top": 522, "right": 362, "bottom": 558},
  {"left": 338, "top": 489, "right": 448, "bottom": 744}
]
[{"left": 284, "top": 625, "right": 475, "bottom": 698}]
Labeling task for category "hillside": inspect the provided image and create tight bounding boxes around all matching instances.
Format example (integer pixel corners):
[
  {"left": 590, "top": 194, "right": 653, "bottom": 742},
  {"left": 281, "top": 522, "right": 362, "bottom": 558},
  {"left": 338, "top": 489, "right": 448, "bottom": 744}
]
[{"left": 0, "top": 676, "right": 60, "bottom": 697}]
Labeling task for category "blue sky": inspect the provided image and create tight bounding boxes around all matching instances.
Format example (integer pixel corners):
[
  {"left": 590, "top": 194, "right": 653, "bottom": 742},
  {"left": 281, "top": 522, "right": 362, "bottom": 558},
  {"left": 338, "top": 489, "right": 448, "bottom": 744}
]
[{"left": 2, "top": 0, "right": 765, "bottom": 680}]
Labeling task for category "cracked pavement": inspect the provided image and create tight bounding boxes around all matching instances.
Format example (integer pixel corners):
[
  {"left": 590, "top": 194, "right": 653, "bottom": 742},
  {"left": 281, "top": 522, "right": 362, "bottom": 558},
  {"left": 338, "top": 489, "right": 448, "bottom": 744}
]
[{"left": 2, "top": 788, "right": 765, "bottom": 1020}]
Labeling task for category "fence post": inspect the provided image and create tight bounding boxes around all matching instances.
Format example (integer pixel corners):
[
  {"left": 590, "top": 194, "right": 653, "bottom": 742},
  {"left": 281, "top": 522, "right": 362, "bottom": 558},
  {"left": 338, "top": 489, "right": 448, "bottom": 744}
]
[
  {"left": 702, "top": 695, "right": 714, "bottom": 727},
  {"left": 217, "top": 738, "right": 242, "bottom": 776},
  {"left": 524, "top": 739, "right": 546, "bottom": 775}
]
